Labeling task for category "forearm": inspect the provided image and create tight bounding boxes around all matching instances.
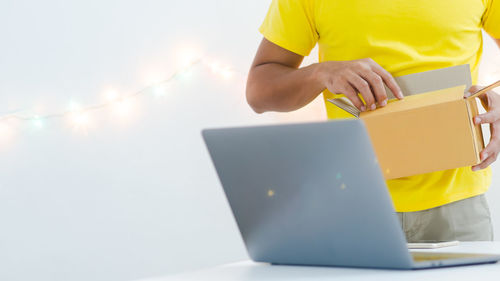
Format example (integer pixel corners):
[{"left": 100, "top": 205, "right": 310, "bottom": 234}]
[
  {"left": 246, "top": 38, "right": 402, "bottom": 114},
  {"left": 246, "top": 62, "right": 325, "bottom": 113}
]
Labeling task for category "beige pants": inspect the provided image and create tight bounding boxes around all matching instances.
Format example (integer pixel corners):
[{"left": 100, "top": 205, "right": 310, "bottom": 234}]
[{"left": 397, "top": 194, "right": 494, "bottom": 242}]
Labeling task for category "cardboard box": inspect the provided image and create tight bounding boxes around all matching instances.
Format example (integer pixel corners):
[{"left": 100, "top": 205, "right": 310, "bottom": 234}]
[{"left": 328, "top": 66, "right": 484, "bottom": 179}]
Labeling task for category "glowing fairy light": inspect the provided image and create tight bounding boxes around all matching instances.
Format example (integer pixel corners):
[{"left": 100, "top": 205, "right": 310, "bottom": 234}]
[
  {"left": 102, "top": 90, "right": 134, "bottom": 116},
  {"left": 69, "top": 101, "right": 82, "bottom": 112},
  {"left": 152, "top": 85, "right": 168, "bottom": 97},
  {"left": 177, "top": 69, "right": 193, "bottom": 81},
  {"left": 68, "top": 102, "right": 91, "bottom": 129},
  {"left": 100, "top": 88, "right": 136, "bottom": 118},
  {"left": 0, "top": 52, "right": 245, "bottom": 141},
  {"left": 32, "top": 116, "right": 44, "bottom": 129},
  {"left": 267, "top": 189, "right": 275, "bottom": 197},
  {"left": 110, "top": 97, "right": 134, "bottom": 117},
  {"left": 220, "top": 69, "right": 233, "bottom": 80},
  {"left": 177, "top": 47, "right": 202, "bottom": 69},
  {"left": 105, "top": 90, "right": 119, "bottom": 102},
  {"left": 71, "top": 111, "right": 90, "bottom": 127},
  {"left": 207, "top": 60, "right": 233, "bottom": 80},
  {"left": 209, "top": 61, "right": 222, "bottom": 73}
]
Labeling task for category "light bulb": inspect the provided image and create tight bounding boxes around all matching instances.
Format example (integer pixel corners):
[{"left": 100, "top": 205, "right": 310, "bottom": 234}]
[
  {"left": 70, "top": 111, "right": 90, "bottom": 127},
  {"left": 152, "top": 85, "right": 168, "bottom": 97},
  {"left": 220, "top": 69, "right": 233, "bottom": 80},
  {"left": 177, "top": 47, "right": 202, "bottom": 69},
  {"left": 207, "top": 60, "right": 233, "bottom": 80},
  {"left": 177, "top": 69, "right": 193, "bottom": 81},
  {"left": 110, "top": 97, "right": 134, "bottom": 117},
  {"left": 32, "top": 116, "right": 44, "bottom": 129},
  {"left": 105, "top": 90, "right": 119, "bottom": 102}
]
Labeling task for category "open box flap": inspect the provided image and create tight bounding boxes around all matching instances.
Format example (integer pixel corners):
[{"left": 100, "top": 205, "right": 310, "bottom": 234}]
[
  {"left": 384, "top": 64, "right": 472, "bottom": 99},
  {"left": 328, "top": 64, "right": 473, "bottom": 115}
]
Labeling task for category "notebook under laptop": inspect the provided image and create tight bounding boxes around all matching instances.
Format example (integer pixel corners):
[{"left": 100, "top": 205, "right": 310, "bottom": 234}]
[{"left": 202, "top": 119, "right": 500, "bottom": 269}]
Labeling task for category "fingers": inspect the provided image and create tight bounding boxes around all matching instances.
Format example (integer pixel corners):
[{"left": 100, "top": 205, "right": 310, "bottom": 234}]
[
  {"left": 465, "top": 85, "right": 490, "bottom": 110},
  {"left": 472, "top": 124, "right": 500, "bottom": 171},
  {"left": 346, "top": 72, "right": 377, "bottom": 110},
  {"left": 341, "top": 83, "right": 365, "bottom": 112},
  {"left": 322, "top": 58, "right": 403, "bottom": 111},
  {"left": 357, "top": 70, "right": 388, "bottom": 107},
  {"left": 468, "top": 85, "right": 500, "bottom": 119},
  {"left": 464, "top": 85, "right": 483, "bottom": 98},
  {"left": 368, "top": 60, "right": 403, "bottom": 100},
  {"left": 474, "top": 109, "right": 500, "bottom": 125},
  {"left": 472, "top": 153, "right": 497, "bottom": 171},
  {"left": 465, "top": 85, "right": 493, "bottom": 111}
]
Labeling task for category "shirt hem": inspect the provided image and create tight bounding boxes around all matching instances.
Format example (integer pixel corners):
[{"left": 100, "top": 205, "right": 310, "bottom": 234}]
[{"left": 394, "top": 188, "right": 489, "bottom": 212}]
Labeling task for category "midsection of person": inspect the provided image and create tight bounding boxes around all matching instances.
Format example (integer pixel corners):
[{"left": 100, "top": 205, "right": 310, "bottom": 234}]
[{"left": 254, "top": 0, "right": 500, "bottom": 216}]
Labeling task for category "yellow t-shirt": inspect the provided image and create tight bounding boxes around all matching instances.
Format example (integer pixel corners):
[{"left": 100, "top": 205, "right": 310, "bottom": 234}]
[{"left": 259, "top": 0, "right": 500, "bottom": 212}]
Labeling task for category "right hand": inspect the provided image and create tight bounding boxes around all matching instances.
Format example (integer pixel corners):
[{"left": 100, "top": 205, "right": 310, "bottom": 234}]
[{"left": 316, "top": 58, "right": 403, "bottom": 111}]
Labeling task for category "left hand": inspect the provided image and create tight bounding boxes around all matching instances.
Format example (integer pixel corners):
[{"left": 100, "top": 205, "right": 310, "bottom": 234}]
[{"left": 464, "top": 85, "right": 500, "bottom": 171}]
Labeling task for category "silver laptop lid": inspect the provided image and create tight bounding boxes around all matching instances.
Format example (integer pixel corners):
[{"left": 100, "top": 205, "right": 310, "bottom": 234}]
[{"left": 202, "top": 119, "right": 414, "bottom": 269}]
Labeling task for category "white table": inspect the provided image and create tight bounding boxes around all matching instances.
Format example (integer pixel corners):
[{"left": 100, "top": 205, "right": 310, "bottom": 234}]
[{"left": 142, "top": 242, "right": 500, "bottom": 281}]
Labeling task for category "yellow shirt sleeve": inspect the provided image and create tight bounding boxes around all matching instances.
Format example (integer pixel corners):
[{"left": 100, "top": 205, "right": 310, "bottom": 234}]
[
  {"left": 259, "top": 0, "right": 318, "bottom": 56},
  {"left": 483, "top": 0, "right": 500, "bottom": 38}
]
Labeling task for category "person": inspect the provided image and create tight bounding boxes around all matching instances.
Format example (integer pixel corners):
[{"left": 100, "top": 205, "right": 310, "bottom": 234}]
[{"left": 246, "top": 0, "right": 500, "bottom": 242}]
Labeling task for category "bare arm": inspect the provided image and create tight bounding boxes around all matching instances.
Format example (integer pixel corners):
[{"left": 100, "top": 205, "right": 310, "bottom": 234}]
[
  {"left": 246, "top": 39, "right": 322, "bottom": 113},
  {"left": 465, "top": 37, "right": 500, "bottom": 171},
  {"left": 246, "top": 38, "right": 403, "bottom": 114}
]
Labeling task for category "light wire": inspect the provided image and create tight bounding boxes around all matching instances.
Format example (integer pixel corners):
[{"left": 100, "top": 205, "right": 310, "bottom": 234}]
[{"left": 0, "top": 58, "right": 208, "bottom": 123}]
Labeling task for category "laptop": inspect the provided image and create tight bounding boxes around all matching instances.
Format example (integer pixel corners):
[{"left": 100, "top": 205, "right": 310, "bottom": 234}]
[{"left": 202, "top": 119, "right": 500, "bottom": 269}]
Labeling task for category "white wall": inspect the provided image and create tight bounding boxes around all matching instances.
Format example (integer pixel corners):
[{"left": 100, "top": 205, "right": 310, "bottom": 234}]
[
  {"left": 479, "top": 32, "right": 500, "bottom": 241},
  {"left": 0, "top": 1, "right": 499, "bottom": 281},
  {"left": 0, "top": 1, "right": 323, "bottom": 281}
]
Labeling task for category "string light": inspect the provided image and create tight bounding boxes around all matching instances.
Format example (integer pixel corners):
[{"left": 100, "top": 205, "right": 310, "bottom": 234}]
[
  {"left": 220, "top": 69, "right": 233, "bottom": 80},
  {"left": 152, "top": 85, "right": 168, "bottom": 97},
  {"left": 105, "top": 90, "right": 119, "bottom": 102},
  {"left": 68, "top": 101, "right": 82, "bottom": 112},
  {"left": 101, "top": 90, "right": 134, "bottom": 117},
  {"left": 177, "top": 47, "right": 202, "bottom": 69},
  {"left": 0, "top": 54, "right": 242, "bottom": 140},
  {"left": 70, "top": 111, "right": 91, "bottom": 128},
  {"left": 111, "top": 97, "right": 134, "bottom": 118},
  {"left": 32, "top": 116, "right": 44, "bottom": 129},
  {"left": 204, "top": 60, "right": 233, "bottom": 80},
  {"left": 177, "top": 69, "right": 193, "bottom": 81}
]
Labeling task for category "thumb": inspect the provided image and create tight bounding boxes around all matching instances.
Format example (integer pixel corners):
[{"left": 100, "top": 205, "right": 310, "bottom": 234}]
[{"left": 464, "top": 85, "right": 482, "bottom": 98}]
